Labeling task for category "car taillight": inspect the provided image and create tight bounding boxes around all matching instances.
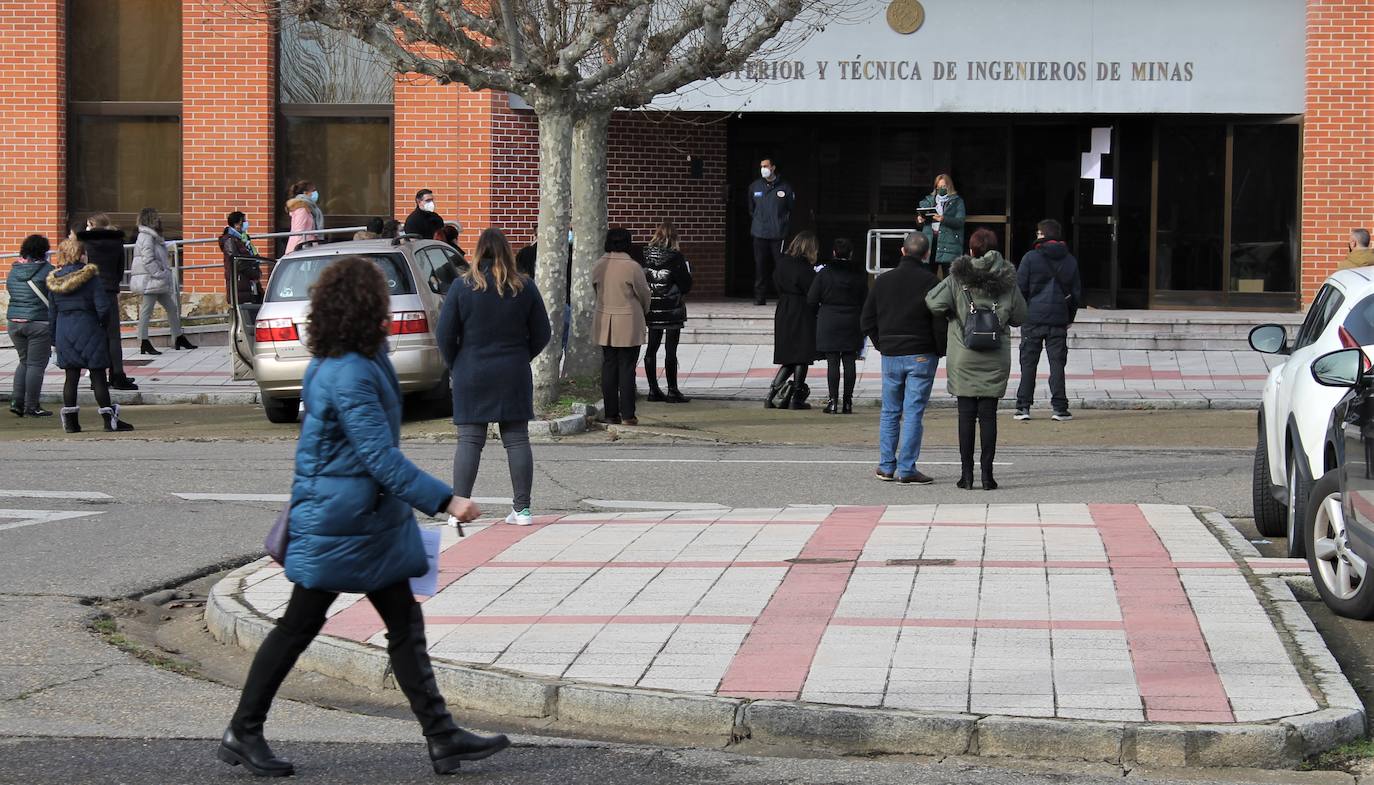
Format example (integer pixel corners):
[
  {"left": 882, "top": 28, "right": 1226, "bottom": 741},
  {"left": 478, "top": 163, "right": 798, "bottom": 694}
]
[
  {"left": 1339, "top": 325, "right": 1372, "bottom": 372},
  {"left": 388, "top": 311, "right": 429, "bottom": 335},
  {"left": 255, "top": 318, "right": 299, "bottom": 343}
]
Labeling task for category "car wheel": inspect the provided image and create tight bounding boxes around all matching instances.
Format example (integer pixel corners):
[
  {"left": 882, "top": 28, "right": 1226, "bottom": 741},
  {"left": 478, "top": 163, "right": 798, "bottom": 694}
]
[
  {"left": 417, "top": 375, "right": 453, "bottom": 420},
  {"left": 1305, "top": 470, "right": 1374, "bottom": 619},
  {"left": 1253, "top": 415, "right": 1287, "bottom": 537},
  {"left": 1285, "top": 451, "right": 1309, "bottom": 559},
  {"left": 263, "top": 395, "right": 300, "bottom": 424}
]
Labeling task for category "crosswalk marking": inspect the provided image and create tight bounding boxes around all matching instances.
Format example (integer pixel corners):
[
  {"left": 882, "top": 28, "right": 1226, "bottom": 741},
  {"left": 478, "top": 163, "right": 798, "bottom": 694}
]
[
  {"left": 0, "top": 508, "right": 103, "bottom": 532},
  {"left": 0, "top": 490, "right": 112, "bottom": 500}
]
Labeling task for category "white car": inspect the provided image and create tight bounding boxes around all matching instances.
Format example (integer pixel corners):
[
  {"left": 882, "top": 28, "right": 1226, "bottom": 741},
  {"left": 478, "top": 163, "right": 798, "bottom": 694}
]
[{"left": 1252, "top": 267, "right": 1374, "bottom": 557}]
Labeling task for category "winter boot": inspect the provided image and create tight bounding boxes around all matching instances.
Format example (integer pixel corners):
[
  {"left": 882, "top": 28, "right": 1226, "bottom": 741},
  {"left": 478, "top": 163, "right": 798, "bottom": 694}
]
[
  {"left": 764, "top": 367, "right": 793, "bottom": 409},
  {"left": 174, "top": 334, "right": 198, "bottom": 350},
  {"left": 841, "top": 397, "right": 854, "bottom": 414},
  {"left": 822, "top": 399, "right": 837, "bottom": 414},
  {"left": 217, "top": 727, "right": 294, "bottom": 778},
  {"left": 60, "top": 406, "right": 81, "bottom": 434},
  {"left": 140, "top": 339, "right": 162, "bottom": 356},
  {"left": 99, "top": 405, "right": 135, "bottom": 432},
  {"left": 790, "top": 382, "right": 812, "bottom": 410}
]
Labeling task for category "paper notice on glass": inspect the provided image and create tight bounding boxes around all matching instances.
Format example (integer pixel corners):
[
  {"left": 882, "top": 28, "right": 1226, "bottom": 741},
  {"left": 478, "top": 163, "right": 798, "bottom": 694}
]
[
  {"left": 1092, "top": 178, "right": 1114, "bottom": 206},
  {"left": 1080, "top": 152, "right": 1101, "bottom": 180},
  {"left": 1090, "top": 127, "right": 1112, "bottom": 154}
]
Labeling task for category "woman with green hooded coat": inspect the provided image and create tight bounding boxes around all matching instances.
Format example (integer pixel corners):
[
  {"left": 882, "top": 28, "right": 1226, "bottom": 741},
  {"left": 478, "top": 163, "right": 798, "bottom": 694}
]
[
  {"left": 916, "top": 173, "right": 965, "bottom": 279},
  {"left": 926, "top": 228, "right": 1027, "bottom": 491}
]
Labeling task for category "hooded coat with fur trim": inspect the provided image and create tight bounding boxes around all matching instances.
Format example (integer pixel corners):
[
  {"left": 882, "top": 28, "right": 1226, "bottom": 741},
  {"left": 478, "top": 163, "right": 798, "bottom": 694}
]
[
  {"left": 926, "top": 251, "right": 1028, "bottom": 398},
  {"left": 47, "top": 263, "right": 113, "bottom": 370}
]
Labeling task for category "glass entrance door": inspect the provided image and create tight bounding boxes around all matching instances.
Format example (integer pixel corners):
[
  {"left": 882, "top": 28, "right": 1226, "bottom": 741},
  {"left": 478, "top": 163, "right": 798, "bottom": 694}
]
[{"left": 1075, "top": 126, "right": 1118, "bottom": 308}]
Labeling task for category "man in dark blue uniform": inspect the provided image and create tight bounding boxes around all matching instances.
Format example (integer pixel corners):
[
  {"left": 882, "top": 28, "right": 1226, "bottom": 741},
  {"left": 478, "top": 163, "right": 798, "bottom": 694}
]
[{"left": 748, "top": 158, "right": 796, "bottom": 305}]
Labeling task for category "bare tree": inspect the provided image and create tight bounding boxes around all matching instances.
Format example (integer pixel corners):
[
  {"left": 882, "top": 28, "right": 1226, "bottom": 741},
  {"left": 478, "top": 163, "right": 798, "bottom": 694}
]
[{"left": 276, "top": 0, "right": 849, "bottom": 406}]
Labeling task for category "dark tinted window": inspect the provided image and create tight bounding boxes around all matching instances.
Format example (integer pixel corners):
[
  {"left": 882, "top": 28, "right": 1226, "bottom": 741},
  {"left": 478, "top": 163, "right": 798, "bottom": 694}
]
[
  {"left": 266, "top": 253, "right": 414, "bottom": 302},
  {"left": 1295, "top": 285, "right": 1345, "bottom": 349},
  {"left": 1230, "top": 125, "right": 1299, "bottom": 295},
  {"left": 1156, "top": 125, "right": 1225, "bottom": 292},
  {"left": 278, "top": 116, "right": 392, "bottom": 228},
  {"left": 69, "top": 0, "right": 181, "bottom": 101},
  {"left": 1343, "top": 295, "right": 1374, "bottom": 346}
]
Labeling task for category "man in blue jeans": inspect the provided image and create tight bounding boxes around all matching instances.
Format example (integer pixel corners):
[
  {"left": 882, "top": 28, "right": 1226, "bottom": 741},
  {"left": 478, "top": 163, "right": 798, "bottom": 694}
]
[{"left": 860, "top": 232, "right": 946, "bottom": 484}]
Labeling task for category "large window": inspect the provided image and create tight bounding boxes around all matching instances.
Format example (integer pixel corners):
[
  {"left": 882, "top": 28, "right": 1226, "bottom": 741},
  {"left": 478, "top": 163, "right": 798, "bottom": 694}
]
[
  {"left": 1230, "top": 124, "right": 1299, "bottom": 296},
  {"left": 1155, "top": 125, "right": 1226, "bottom": 293},
  {"left": 278, "top": 16, "right": 393, "bottom": 231},
  {"left": 67, "top": 0, "right": 182, "bottom": 233}
]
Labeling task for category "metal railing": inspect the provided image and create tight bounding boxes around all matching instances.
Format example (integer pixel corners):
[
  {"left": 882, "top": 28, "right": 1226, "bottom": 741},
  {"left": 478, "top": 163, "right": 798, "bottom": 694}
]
[{"left": 866, "top": 228, "right": 920, "bottom": 276}]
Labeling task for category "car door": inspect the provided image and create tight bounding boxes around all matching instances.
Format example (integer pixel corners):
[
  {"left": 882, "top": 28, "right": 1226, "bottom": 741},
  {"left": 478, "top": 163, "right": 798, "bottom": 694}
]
[
  {"left": 1340, "top": 382, "right": 1374, "bottom": 562},
  {"left": 1277, "top": 284, "right": 1347, "bottom": 458}
]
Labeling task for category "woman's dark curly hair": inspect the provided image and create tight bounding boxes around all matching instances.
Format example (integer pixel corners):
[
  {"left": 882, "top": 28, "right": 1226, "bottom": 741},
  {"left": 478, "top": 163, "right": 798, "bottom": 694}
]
[{"left": 306, "top": 256, "right": 390, "bottom": 358}]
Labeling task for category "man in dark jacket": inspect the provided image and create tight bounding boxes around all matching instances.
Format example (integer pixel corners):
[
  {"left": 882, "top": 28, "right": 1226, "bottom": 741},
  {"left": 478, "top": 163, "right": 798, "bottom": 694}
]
[
  {"left": 1014, "top": 219, "right": 1082, "bottom": 422},
  {"left": 77, "top": 218, "right": 137, "bottom": 390},
  {"left": 403, "top": 189, "right": 445, "bottom": 240},
  {"left": 861, "top": 232, "right": 944, "bottom": 485},
  {"left": 748, "top": 158, "right": 795, "bottom": 306}
]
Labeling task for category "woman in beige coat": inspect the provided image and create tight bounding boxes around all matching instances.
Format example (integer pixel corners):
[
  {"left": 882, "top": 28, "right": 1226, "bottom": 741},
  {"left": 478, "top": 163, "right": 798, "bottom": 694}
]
[{"left": 592, "top": 227, "right": 651, "bottom": 425}]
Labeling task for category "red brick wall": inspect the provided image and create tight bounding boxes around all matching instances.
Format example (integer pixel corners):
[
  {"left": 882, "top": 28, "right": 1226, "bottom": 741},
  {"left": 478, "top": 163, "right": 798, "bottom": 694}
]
[
  {"left": 181, "top": 0, "right": 275, "bottom": 292},
  {"left": 394, "top": 75, "right": 463, "bottom": 238},
  {"left": 0, "top": 0, "right": 64, "bottom": 278},
  {"left": 1303, "top": 0, "right": 1374, "bottom": 303}
]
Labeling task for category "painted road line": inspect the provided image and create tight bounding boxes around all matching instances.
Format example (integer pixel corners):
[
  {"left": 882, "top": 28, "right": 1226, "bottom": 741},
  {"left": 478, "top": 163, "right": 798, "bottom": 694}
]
[
  {"left": 0, "top": 509, "right": 103, "bottom": 532},
  {"left": 0, "top": 490, "right": 112, "bottom": 500},
  {"left": 174, "top": 493, "right": 514, "bottom": 505},
  {"left": 583, "top": 499, "right": 729, "bottom": 511},
  {"left": 584, "top": 459, "right": 1013, "bottom": 466}
]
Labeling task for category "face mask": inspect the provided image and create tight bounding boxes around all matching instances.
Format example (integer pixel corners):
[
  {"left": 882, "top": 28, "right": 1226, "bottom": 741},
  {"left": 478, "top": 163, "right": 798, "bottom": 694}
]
[
  {"left": 241, "top": 221, "right": 249, "bottom": 233},
  {"left": 937, "top": 187, "right": 948, "bottom": 196},
  {"left": 421, "top": 200, "right": 436, "bottom": 213},
  {"left": 761, "top": 167, "right": 772, "bottom": 179},
  {"left": 309, "top": 190, "right": 319, "bottom": 202}
]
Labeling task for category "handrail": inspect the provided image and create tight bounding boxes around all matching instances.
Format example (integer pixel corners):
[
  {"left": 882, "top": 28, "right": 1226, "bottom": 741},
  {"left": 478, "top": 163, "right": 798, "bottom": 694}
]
[
  {"left": 866, "top": 228, "right": 920, "bottom": 276},
  {"left": 0, "top": 226, "right": 367, "bottom": 262}
]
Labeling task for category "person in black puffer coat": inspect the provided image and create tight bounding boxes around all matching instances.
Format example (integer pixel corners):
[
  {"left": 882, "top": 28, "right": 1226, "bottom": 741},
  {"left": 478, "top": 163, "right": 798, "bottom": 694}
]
[
  {"left": 640, "top": 219, "right": 694, "bottom": 404},
  {"left": 808, "top": 238, "right": 869, "bottom": 414},
  {"left": 46, "top": 235, "right": 134, "bottom": 434},
  {"left": 76, "top": 214, "right": 137, "bottom": 390}
]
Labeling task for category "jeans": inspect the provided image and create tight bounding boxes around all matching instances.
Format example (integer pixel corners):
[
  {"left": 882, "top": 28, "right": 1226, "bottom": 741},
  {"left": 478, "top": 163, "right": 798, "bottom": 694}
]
[
  {"left": 1016, "top": 324, "right": 1070, "bottom": 412},
  {"left": 452, "top": 421, "right": 533, "bottom": 511},
  {"left": 8, "top": 321, "right": 51, "bottom": 411},
  {"left": 601, "top": 345, "right": 640, "bottom": 420},
  {"left": 878, "top": 354, "right": 938, "bottom": 477},
  {"left": 137, "top": 291, "right": 183, "bottom": 342},
  {"left": 752, "top": 237, "right": 784, "bottom": 301}
]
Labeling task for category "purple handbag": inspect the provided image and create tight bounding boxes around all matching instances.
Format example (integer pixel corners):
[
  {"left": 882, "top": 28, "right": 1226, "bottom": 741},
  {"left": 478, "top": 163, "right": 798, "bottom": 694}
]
[{"left": 264, "top": 506, "right": 289, "bottom": 565}]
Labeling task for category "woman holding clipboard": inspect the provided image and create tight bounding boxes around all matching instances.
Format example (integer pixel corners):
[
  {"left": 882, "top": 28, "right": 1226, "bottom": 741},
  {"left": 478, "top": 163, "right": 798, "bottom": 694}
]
[{"left": 915, "top": 173, "right": 966, "bottom": 280}]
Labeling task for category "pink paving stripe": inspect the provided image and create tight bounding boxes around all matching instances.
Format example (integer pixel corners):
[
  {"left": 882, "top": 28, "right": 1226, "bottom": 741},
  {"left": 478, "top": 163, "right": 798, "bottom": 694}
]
[
  {"left": 830, "top": 617, "right": 1124, "bottom": 630},
  {"left": 322, "top": 522, "right": 546, "bottom": 641},
  {"left": 1090, "top": 504, "right": 1234, "bottom": 723},
  {"left": 425, "top": 614, "right": 756, "bottom": 625},
  {"left": 718, "top": 506, "right": 885, "bottom": 699}
]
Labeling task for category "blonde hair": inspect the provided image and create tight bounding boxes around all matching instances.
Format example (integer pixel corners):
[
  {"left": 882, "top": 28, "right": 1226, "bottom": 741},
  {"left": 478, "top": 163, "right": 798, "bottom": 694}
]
[
  {"left": 786, "top": 231, "right": 819, "bottom": 264},
  {"left": 56, "top": 235, "right": 84, "bottom": 266},
  {"left": 934, "top": 173, "right": 957, "bottom": 195},
  {"left": 464, "top": 227, "right": 526, "bottom": 296},
  {"left": 648, "top": 219, "right": 680, "bottom": 251}
]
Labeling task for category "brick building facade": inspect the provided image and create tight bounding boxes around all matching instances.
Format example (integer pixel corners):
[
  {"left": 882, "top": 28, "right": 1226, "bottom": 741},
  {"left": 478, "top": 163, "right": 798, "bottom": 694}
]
[{"left": 0, "top": 0, "right": 1362, "bottom": 309}]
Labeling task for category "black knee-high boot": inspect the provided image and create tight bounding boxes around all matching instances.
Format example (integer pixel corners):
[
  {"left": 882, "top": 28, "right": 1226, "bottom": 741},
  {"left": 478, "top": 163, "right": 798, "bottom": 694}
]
[
  {"left": 979, "top": 398, "right": 999, "bottom": 490},
  {"left": 956, "top": 397, "right": 977, "bottom": 489},
  {"left": 765, "top": 365, "right": 794, "bottom": 409},
  {"left": 221, "top": 624, "right": 317, "bottom": 776},
  {"left": 790, "top": 365, "right": 812, "bottom": 410}
]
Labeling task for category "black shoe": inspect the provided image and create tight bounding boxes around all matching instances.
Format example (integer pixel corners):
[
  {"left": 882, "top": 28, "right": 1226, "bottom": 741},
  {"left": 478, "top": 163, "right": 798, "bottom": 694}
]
[
  {"left": 899, "top": 471, "right": 934, "bottom": 485},
  {"left": 217, "top": 726, "right": 294, "bottom": 777},
  {"left": 110, "top": 375, "right": 139, "bottom": 391},
  {"left": 956, "top": 468, "right": 974, "bottom": 490},
  {"left": 8, "top": 401, "right": 22, "bottom": 417},
  {"left": 875, "top": 469, "right": 895, "bottom": 482},
  {"left": 60, "top": 407, "right": 80, "bottom": 434},
  {"left": 822, "top": 399, "right": 837, "bottom": 414},
  {"left": 140, "top": 340, "right": 162, "bottom": 356},
  {"left": 841, "top": 398, "right": 853, "bottom": 414},
  {"left": 174, "top": 335, "right": 198, "bottom": 350},
  {"left": 982, "top": 471, "right": 999, "bottom": 491},
  {"left": 665, "top": 389, "right": 691, "bottom": 404},
  {"left": 646, "top": 389, "right": 666, "bottom": 402},
  {"left": 599, "top": 415, "right": 622, "bottom": 425},
  {"left": 428, "top": 729, "right": 512, "bottom": 774},
  {"left": 789, "top": 397, "right": 812, "bottom": 410},
  {"left": 23, "top": 407, "right": 53, "bottom": 418}
]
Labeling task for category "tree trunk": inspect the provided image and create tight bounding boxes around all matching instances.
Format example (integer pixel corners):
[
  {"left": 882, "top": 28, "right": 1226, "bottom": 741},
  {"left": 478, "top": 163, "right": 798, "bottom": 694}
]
[
  {"left": 566, "top": 110, "right": 610, "bottom": 380},
  {"left": 530, "top": 106, "right": 575, "bottom": 410}
]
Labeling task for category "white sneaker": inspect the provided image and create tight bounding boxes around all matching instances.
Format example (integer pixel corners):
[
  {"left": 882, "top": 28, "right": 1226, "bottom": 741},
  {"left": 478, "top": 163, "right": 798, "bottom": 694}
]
[
  {"left": 505, "top": 507, "right": 533, "bottom": 526},
  {"left": 1013, "top": 409, "right": 1031, "bottom": 421}
]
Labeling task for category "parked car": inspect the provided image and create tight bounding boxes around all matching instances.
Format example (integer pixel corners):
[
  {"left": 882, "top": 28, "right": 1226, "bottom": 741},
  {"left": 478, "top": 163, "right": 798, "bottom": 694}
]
[
  {"left": 232, "top": 238, "right": 464, "bottom": 423},
  {"left": 1304, "top": 345, "right": 1374, "bottom": 618},
  {"left": 1250, "top": 268, "right": 1374, "bottom": 557}
]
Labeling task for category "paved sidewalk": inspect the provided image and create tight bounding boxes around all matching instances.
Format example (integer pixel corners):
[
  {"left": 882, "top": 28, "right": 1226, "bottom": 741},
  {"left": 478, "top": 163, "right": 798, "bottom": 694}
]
[
  {"left": 216, "top": 503, "right": 1362, "bottom": 766},
  {"left": 0, "top": 344, "right": 1281, "bottom": 410}
]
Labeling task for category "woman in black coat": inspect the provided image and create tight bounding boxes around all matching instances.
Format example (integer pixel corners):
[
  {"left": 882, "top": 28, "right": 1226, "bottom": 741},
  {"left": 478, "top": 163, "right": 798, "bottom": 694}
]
[
  {"left": 47, "top": 235, "right": 134, "bottom": 433},
  {"left": 808, "top": 238, "right": 868, "bottom": 414},
  {"left": 641, "top": 219, "right": 694, "bottom": 404},
  {"left": 76, "top": 214, "right": 136, "bottom": 390},
  {"left": 768, "top": 231, "right": 819, "bottom": 410},
  {"left": 435, "top": 228, "right": 552, "bottom": 527}
]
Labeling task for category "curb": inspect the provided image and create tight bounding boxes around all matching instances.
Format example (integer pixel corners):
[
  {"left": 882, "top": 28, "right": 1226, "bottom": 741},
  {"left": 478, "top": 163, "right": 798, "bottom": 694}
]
[
  {"left": 674, "top": 392, "right": 1260, "bottom": 411},
  {"left": 206, "top": 553, "right": 1364, "bottom": 768}
]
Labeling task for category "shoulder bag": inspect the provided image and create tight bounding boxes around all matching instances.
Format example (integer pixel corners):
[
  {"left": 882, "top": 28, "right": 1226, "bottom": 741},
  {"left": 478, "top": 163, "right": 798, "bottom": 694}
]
[{"left": 1047, "top": 258, "right": 1078, "bottom": 322}]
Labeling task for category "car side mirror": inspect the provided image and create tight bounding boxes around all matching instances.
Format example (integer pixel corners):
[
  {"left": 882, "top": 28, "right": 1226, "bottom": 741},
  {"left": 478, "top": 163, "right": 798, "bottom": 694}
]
[
  {"left": 1249, "top": 324, "right": 1288, "bottom": 355},
  {"left": 1311, "top": 348, "right": 1367, "bottom": 388}
]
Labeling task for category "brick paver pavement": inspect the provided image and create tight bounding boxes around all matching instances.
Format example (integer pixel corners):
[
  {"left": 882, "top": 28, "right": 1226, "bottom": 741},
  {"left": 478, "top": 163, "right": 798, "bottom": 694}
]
[{"left": 236, "top": 504, "right": 1317, "bottom": 724}]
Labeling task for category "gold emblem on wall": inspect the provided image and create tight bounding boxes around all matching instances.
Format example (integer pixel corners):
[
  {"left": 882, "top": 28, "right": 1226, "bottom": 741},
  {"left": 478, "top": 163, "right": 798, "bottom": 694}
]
[{"left": 886, "top": 0, "right": 925, "bottom": 34}]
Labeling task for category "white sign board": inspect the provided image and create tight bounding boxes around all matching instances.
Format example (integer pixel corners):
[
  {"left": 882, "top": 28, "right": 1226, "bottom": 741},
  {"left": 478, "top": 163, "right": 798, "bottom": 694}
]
[{"left": 648, "top": 0, "right": 1305, "bottom": 114}]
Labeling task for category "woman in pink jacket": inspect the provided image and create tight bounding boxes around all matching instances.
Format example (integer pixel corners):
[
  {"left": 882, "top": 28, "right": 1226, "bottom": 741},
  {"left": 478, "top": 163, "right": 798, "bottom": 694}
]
[{"left": 283, "top": 180, "right": 323, "bottom": 254}]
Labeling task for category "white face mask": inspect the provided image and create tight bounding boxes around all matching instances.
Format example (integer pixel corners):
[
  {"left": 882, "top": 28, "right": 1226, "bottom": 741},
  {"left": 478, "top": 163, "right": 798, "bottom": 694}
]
[
  {"left": 241, "top": 221, "right": 249, "bottom": 233},
  {"left": 761, "top": 167, "right": 773, "bottom": 179},
  {"left": 421, "top": 200, "right": 436, "bottom": 213}
]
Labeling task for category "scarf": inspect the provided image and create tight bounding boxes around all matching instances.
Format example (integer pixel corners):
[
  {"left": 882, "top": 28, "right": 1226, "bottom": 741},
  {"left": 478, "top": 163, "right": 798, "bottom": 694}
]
[
  {"left": 304, "top": 196, "right": 324, "bottom": 234},
  {"left": 229, "top": 226, "right": 256, "bottom": 256},
  {"left": 934, "top": 193, "right": 953, "bottom": 234}
]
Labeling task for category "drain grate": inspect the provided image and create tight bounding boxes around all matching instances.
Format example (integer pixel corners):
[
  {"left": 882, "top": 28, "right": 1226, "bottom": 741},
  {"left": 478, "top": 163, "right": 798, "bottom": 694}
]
[{"left": 885, "top": 558, "right": 956, "bottom": 566}]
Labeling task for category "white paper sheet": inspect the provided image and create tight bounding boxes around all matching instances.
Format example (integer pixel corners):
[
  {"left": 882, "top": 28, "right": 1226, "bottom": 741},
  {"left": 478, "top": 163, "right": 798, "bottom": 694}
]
[
  {"left": 1090, "top": 127, "right": 1112, "bottom": 155},
  {"left": 1080, "top": 152, "right": 1101, "bottom": 180},
  {"left": 1092, "top": 178, "right": 1114, "bottom": 206}
]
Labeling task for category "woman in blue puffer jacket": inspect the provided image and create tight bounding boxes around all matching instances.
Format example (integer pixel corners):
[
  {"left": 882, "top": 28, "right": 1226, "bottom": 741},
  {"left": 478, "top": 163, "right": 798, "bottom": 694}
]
[{"left": 218, "top": 256, "right": 509, "bottom": 778}]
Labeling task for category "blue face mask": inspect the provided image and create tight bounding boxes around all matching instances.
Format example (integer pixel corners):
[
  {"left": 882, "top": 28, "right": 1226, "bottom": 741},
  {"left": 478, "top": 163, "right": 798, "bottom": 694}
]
[
  {"left": 240, "top": 221, "right": 249, "bottom": 233},
  {"left": 309, "top": 190, "right": 319, "bottom": 202}
]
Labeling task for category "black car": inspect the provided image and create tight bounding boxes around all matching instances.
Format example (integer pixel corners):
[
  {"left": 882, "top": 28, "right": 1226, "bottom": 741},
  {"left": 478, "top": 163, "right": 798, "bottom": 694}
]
[{"left": 1306, "top": 345, "right": 1374, "bottom": 617}]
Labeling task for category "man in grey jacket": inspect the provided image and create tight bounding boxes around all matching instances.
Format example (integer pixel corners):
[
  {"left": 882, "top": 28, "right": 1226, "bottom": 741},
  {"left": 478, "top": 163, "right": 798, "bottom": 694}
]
[{"left": 748, "top": 157, "right": 795, "bottom": 306}]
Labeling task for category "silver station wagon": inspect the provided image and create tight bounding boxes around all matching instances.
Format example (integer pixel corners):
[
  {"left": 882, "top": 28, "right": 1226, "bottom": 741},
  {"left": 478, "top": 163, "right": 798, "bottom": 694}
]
[{"left": 230, "top": 238, "right": 463, "bottom": 423}]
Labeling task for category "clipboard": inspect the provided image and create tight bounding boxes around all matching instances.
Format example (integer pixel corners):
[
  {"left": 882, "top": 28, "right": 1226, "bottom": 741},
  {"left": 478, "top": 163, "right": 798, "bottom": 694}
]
[{"left": 916, "top": 206, "right": 939, "bottom": 216}]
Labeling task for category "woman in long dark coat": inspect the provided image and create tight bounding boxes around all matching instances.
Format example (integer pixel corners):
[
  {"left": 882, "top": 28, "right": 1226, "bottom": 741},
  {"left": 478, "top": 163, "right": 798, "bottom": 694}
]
[
  {"left": 768, "top": 230, "right": 819, "bottom": 410},
  {"left": 808, "top": 238, "right": 868, "bottom": 414},
  {"left": 47, "top": 235, "right": 134, "bottom": 433},
  {"left": 435, "top": 228, "right": 552, "bottom": 527}
]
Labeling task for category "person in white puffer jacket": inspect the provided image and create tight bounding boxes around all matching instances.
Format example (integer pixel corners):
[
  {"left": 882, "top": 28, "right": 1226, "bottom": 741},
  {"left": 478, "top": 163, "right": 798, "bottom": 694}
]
[{"left": 129, "top": 207, "right": 195, "bottom": 355}]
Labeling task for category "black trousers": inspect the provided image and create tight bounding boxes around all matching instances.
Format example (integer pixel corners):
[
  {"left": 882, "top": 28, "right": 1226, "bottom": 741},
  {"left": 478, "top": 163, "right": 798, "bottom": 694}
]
[
  {"left": 64, "top": 367, "right": 111, "bottom": 409},
  {"left": 644, "top": 328, "right": 681, "bottom": 392},
  {"left": 232, "top": 581, "right": 457, "bottom": 738},
  {"left": 826, "top": 351, "right": 857, "bottom": 401},
  {"left": 752, "top": 237, "right": 784, "bottom": 301},
  {"left": 601, "top": 345, "right": 640, "bottom": 420},
  {"left": 102, "top": 297, "right": 126, "bottom": 380},
  {"left": 956, "top": 396, "right": 999, "bottom": 476},
  {"left": 1015, "top": 324, "right": 1070, "bottom": 412}
]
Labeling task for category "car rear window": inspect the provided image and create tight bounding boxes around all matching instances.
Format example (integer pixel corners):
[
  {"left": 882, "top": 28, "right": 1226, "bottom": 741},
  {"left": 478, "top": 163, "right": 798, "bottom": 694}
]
[
  {"left": 1343, "top": 294, "right": 1374, "bottom": 346},
  {"left": 265, "top": 253, "right": 415, "bottom": 302}
]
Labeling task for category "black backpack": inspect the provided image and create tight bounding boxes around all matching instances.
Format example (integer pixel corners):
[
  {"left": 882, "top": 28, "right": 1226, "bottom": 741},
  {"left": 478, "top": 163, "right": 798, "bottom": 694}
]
[{"left": 961, "top": 286, "right": 1002, "bottom": 351}]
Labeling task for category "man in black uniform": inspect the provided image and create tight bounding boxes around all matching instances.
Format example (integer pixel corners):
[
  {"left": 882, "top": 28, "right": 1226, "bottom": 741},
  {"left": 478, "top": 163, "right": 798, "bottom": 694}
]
[
  {"left": 748, "top": 157, "right": 795, "bottom": 305},
  {"left": 403, "top": 189, "right": 444, "bottom": 240}
]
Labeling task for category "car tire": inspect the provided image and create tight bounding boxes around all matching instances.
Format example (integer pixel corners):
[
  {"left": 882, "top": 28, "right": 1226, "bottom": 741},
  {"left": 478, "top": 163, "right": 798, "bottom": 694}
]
[
  {"left": 1253, "top": 414, "right": 1287, "bottom": 537},
  {"left": 263, "top": 395, "right": 300, "bottom": 424},
  {"left": 419, "top": 374, "right": 453, "bottom": 420},
  {"left": 1285, "top": 451, "right": 1310, "bottom": 559},
  {"left": 1305, "top": 470, "right": 1374, "bottom": 620}
]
